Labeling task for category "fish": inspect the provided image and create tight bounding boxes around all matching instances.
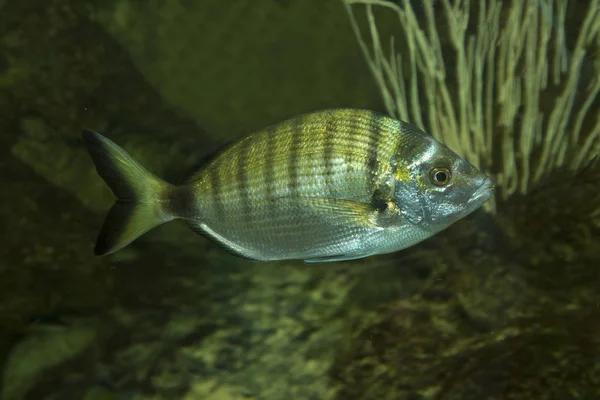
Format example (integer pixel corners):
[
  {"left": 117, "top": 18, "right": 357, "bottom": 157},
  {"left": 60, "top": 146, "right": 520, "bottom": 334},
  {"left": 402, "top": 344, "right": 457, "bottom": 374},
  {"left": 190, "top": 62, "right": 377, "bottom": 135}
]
[{"left": 82, "top": 108, "right": 495, "bottom": 263}]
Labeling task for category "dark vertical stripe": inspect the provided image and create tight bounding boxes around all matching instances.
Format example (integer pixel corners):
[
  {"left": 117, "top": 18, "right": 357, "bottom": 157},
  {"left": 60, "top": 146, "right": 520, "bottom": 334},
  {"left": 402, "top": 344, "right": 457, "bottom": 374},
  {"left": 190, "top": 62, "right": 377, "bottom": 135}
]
[
  {"left": 209, "top": 165, "right": 225, "bottom": 219},
  {"left": 366, "top": 111, "right": 384, "bottom": 193},
  {"left": 237, "top": 138, "right": 253, "bottom": 220},
  {"left": 264, "top": 126, "right": 276, "bottom": 202},
  {"left": 288, "top": 117, "right": 303, "bottom": 196},
  {"left": 323, "top": 111, "right": 337, "bottom": 196}
]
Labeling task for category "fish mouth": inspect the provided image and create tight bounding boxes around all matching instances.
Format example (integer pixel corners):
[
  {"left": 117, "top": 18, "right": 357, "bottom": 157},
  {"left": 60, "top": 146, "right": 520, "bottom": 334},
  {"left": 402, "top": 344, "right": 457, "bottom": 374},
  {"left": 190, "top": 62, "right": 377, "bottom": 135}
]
[{"left": 470, "top": 177, "right": 496, "bottom": 203}]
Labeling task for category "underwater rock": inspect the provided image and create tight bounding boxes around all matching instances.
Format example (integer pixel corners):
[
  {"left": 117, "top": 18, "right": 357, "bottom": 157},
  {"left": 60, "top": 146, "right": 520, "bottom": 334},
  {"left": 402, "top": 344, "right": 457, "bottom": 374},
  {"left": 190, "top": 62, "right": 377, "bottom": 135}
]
[
  {"left": 1, "top": 323, "right": 97, "bottom": 400},
  {"left": 182, "top": 379, "right": 247, "bottom": 400},
  {"left": 1, "top": 0, "right": 214, "bottom": 216},
  {"left": 330, "top": 193, "right": 600, "bottom": 399},
  {"left": 88, "top": 0, "right": 381, "bottom": 141},
  {"left": 82, "top": 386, "right": 116, "bottom": 400},
  {"left": 175, "top": 263, "right": 357, "bottom": 399},
  {"left": 331, "top": 297, "right": 600, "bottom": 400},
  {"left": 11, "top": 116, "right": 199, "bottom": 214},
  {"left": 30, "top": 259, "right": 359, "bottom": 399},
  {"left": 11, "top": 116, "right": 114, "bottom": 213},
  {"left": 0, "top": 129, "right": 113, "bottom": 359},
  {"left": 433, "top": 313, "right": 600, "bottom": 399},
  {"left": 453, "top": 255, "right": 546, "bottom": 329}
]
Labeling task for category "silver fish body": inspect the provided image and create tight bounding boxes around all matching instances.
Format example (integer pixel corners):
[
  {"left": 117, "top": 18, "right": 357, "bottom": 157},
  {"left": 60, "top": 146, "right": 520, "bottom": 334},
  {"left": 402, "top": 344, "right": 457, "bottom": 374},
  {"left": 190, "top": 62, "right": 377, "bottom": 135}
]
[{"left": 82, "top": 108, "right": 494, "bottom": 263}]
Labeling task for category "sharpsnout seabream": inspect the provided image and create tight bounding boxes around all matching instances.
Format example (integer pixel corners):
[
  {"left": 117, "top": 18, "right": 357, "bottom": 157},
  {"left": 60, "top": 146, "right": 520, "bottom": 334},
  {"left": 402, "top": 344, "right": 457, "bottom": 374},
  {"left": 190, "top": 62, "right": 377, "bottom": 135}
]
[{"left": 82, "top": 108, "right": 495, "bottom": 263}]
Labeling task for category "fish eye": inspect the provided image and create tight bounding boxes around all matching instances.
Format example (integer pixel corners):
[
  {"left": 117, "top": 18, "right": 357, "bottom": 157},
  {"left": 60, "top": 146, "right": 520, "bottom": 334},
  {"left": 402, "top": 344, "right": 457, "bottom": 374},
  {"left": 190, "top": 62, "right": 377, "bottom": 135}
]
[{"left": 430, "top": 167, "right": 451, "bottom": 186}]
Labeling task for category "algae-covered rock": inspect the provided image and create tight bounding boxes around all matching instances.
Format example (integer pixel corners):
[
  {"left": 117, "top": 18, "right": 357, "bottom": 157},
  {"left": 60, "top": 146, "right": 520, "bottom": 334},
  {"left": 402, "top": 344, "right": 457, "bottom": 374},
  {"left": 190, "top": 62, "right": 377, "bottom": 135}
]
[
  {"left": 88, "top": 0, "right": 383, "bottom": 141},
  {"left": 435, "top": 312, "right": 600, "bottom": 399},
  {"left": 11, "top": 116, "right": 201, "bottom": 214},
  {"left": 332, "top": 297, "right": 600, "bottom": 400},
  {"left": 330, "top": 198, "right": 600, "bottom": 399},
  {"left": 331, "top": 175, "right": 600, "bottom": 399},
  {"left": 1, "top": 0, "right": 216, "bottom": 214},
  {"left": 1, "top": 323, "right": 97, "bottom": 400},
  {"left": 174, "top": 263, "right": 357, "bottom": 399},
  {"left": 0, "top": 0, "right": 217, "bottom": 392},
  {"left": 0, "top": 143, "right": 113, "bottom": 352},
  {"left": 83, "top": 386, "right": 117, "bottom": 400},
  {"left": 1, "top": 0, "right": 398, "bottom": 399},
  {"left": 3, "top": 0, "right": 599, "bottom": 399}
]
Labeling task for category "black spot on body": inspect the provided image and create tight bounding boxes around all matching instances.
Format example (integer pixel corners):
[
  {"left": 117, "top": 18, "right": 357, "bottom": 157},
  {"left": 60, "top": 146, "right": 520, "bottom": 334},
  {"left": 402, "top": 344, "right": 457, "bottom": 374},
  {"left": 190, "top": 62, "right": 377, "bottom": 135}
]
[{"left": 371, "top": 189, "right": 390, "bottom": 213}]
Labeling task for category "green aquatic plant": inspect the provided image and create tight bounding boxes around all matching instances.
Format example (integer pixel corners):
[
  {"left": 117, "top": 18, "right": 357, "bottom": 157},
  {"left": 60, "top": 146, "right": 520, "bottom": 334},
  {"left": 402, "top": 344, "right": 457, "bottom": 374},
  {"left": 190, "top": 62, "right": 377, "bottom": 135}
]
[
  {"left": 333, "top": 2, "right": 600, "bottom": 397},
  {"left": 342, "top": 0, "right": 600, "bottom": 207}
]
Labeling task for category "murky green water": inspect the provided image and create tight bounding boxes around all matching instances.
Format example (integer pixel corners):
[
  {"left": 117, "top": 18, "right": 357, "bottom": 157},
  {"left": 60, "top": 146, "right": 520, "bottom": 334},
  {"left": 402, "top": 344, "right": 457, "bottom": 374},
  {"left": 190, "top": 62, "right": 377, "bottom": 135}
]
[{"left": 1, "top": 0, "right": 599, "bottom": 399}]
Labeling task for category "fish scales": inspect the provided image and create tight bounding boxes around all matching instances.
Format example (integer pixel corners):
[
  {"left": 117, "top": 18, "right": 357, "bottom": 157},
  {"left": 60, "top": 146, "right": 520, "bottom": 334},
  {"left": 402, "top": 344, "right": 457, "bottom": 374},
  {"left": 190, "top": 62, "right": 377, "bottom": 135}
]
[
  {"left": 179, "top": 110, "right": 408, "bottom": 259},
  {"left": 196, "top": 110, "right": 397, "bottom": 198},
  {"left": 190, "top": 109, "right": 399, "bottom": 221},
  {"left": 82, "top": 108, "right": 495, "bottom": 262}
]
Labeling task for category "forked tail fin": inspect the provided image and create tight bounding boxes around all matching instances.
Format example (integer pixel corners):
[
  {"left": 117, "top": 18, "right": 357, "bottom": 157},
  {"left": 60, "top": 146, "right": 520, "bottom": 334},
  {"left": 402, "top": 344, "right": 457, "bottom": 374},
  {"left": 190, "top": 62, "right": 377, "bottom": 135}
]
[{"left": 82, "top": 130, "right": 176, "bottom": 256}]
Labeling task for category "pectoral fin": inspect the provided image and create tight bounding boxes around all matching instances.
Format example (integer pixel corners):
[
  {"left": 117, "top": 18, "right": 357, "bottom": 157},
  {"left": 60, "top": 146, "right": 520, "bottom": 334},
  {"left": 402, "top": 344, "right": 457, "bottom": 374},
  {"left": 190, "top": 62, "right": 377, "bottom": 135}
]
[
  {"left": 289, "top": 197, "right": 402, "bottom": 264},
  {"left": 291, "top": 197, "right": 383, "bottom": 228},
  {"left": 291, "top": 197, "right": 401, "bottom": 229}
]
